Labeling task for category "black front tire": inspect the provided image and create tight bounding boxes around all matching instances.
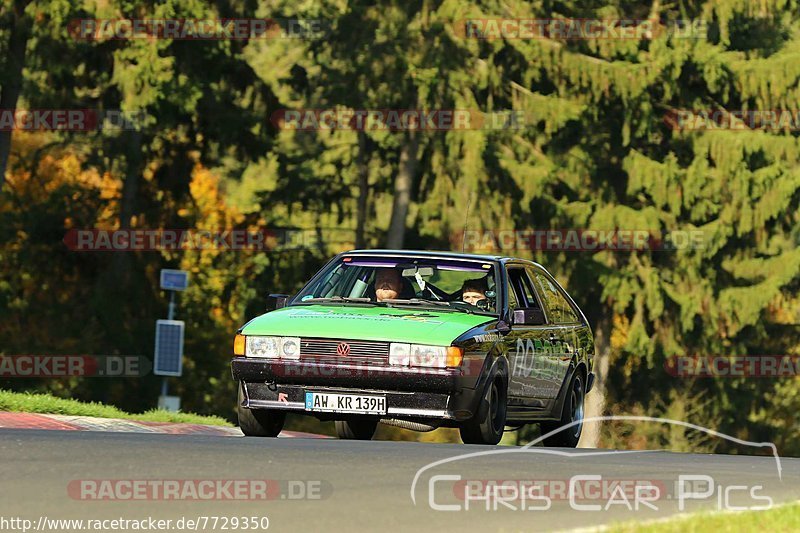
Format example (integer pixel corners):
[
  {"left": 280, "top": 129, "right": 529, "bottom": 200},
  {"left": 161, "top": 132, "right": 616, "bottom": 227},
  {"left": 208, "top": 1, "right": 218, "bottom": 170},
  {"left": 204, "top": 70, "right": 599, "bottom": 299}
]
[
  {"left": 237, "top": 384, "right": 285, "bottom": 437},
  {"left": 335, "top": 418, "right": 378, "bottom": 440},
  {"left": 541, "top": 371, "right": 585, "bottom": 448},
  {"left": 460, "top": 378, "right": 507, "bottom": 445}
]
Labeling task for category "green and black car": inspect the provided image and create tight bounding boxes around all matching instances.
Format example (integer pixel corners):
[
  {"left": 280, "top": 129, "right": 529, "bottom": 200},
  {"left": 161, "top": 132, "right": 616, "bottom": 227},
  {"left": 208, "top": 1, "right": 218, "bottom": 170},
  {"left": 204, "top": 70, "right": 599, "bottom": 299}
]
[{"left": 231, "top": 250, "right": 594, "bottom": 445}]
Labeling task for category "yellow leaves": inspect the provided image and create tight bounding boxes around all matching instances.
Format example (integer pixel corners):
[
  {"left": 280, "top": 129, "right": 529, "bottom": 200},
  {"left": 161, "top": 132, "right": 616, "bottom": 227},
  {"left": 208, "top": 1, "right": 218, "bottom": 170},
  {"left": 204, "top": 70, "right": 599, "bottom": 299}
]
[
  {"left": 610, "top": 313, "right": 630, "bottom": 352},
  {"left": 189, "top": 165, "right": 221, "bottom": 209},
  {"left": 188, "top": 163, "right": 244, "bottom": 228},
  {"left": 54, "top": 153, "right": 81, "bottom": 182},
  {"left": 98, "top": 172, "right": 121, "bottom": 201},
  {"left": 5, "top": 133, "right": 122, "bottom": 215}
]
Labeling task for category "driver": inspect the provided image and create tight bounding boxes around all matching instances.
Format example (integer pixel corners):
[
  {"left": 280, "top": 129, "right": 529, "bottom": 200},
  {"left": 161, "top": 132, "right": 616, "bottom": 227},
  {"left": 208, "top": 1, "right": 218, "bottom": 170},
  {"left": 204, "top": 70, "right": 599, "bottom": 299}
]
[
  {"left": 460, "top": 277, "right": 488, "bottom": 305},
  {"left": 374, "top": 268, "right": 404, "bottom": 301}
]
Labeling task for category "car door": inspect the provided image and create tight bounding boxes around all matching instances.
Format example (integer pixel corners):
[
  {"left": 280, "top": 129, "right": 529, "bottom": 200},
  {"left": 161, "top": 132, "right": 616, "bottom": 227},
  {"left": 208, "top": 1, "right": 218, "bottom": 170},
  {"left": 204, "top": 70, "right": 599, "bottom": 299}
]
[
  {"left": 528, "top": 266, "right": 581, "bottom": 397},
  {"left": 503, "top": 265, "right": 552, "bottom": 407}
]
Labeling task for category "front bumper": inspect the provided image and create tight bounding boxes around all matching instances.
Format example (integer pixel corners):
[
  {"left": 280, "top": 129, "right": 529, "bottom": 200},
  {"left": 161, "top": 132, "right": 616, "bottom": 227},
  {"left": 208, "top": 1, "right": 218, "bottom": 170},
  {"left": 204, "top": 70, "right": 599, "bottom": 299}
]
[{"left": 231, "top": 357, "right": 481, "bottom": 422}]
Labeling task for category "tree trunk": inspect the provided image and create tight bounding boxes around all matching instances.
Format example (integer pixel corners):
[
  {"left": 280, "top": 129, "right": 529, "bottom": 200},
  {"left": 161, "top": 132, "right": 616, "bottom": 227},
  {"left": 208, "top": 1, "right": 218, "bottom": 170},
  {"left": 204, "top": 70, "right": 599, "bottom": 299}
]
[
  {"left": 578, "top": 314, "right": 611, "bottom": 448},
  {"left": 386, "top": 132, "right": 419, "bottom": 249},
  {"left": 0, "top": 0, "right": 33, "bottom": 190},
  {"left": 119, "top": 129, "right": 143, "bottom": 230},
  {"left": 111, "top": 128, "right": 143, "bottom": 280},
  {"left": 354, "top": 131, "right": 369, "bottom": 249}
]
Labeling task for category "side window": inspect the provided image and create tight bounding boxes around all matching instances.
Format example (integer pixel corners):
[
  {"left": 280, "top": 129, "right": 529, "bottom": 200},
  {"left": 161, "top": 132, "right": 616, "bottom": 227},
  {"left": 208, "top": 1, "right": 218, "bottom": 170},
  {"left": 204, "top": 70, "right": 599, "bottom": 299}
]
[
  {"left": 507, "top": 267, "right": 540, "bottom": 310},
  {"left": 506, "top": 276, "right": 519, "bottom": 312},
  {"left": 530, "top": 269, "right": 579, "bottom": 324},
  {"left": 518, "top": 272, "right": 541, "bottom": 309},
  {"left": 506, "top": 268, "right": 531, "bottom": 312}
]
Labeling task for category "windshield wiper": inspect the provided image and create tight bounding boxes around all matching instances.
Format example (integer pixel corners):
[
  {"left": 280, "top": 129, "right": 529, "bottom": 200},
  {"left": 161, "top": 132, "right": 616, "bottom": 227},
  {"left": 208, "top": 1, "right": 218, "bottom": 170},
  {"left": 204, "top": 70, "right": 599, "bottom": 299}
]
[
  {"left": 445, "top": 300, "right": 477, "bottom": 314},
  {"left": 301, "top": 297, "right": 384, "bottom": 306},
  {"left": 382, "top": 298, "right": 444, "bottom": 306},
  {"left": 382, "top": 298, "right": 476, "bottom": 314}
]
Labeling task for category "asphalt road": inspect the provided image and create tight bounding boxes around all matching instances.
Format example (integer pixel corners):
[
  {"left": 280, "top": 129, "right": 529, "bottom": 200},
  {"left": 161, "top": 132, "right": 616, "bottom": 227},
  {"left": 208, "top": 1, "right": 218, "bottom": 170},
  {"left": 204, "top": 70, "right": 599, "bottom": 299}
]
[{"left": 1, "top": 429, "right": 799, "bottom": 532}]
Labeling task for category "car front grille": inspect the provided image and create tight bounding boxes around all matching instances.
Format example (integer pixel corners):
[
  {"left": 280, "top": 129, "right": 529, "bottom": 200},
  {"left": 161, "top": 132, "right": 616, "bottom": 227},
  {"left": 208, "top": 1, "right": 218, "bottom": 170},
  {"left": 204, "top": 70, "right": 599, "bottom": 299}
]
[{"left": 299, "top": 338, "right": 389, "bottom": 366}]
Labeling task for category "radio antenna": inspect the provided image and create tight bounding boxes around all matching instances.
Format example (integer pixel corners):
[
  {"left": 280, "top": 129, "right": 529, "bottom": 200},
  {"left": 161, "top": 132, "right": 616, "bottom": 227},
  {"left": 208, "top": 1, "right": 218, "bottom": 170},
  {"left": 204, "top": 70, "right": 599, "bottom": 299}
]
[{"left": 461, "top": 192, "right": 473, "bottom": 253}]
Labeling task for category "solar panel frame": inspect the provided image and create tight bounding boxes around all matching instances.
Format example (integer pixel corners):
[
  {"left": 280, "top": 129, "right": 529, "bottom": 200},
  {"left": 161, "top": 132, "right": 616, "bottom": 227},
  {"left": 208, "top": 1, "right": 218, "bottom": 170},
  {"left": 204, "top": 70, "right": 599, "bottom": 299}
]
[{"left": 154, "top": 319, "right": 184, "bottom": 376}]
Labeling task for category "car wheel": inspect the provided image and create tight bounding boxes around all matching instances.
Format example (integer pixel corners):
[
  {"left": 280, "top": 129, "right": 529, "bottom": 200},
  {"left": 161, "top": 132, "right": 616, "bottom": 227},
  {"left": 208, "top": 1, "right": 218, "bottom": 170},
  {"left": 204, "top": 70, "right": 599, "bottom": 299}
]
[
  {"left": 335, "top": 418, "right": 378, "bottom": 440},
  {"left": 541, "top": 371, "right": 585, "bottom": 448},
  {"left": 460, "top": 378, "right": 506, "bottom": 445},
  {"left": 237, "top": 384, "right": 285, "bottom": 437}
]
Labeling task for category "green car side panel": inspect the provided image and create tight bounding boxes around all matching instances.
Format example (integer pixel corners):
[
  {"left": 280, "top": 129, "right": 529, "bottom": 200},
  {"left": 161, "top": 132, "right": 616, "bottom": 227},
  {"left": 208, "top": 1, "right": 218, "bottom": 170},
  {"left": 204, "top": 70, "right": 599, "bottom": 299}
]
[{"left": 241, "top": 305, "right": 493, "bottom": 345}]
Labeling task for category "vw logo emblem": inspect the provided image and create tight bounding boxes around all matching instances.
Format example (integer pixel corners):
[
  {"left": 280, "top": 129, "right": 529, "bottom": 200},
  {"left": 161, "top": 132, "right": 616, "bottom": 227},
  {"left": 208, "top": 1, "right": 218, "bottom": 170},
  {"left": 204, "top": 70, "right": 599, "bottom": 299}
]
[{"left": 336, "top": 342, "right": 351, "bottom": 356}]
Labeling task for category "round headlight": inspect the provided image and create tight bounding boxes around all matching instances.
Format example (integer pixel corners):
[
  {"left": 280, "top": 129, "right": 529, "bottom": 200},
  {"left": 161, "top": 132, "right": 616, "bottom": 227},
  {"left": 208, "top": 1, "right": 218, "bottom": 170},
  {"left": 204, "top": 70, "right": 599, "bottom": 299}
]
[
  {"left": 389, "top": 343, "right": 411, "bottom": 366},
  {"left": 281, "top": 337, "right": 300, "bottom": 359}
]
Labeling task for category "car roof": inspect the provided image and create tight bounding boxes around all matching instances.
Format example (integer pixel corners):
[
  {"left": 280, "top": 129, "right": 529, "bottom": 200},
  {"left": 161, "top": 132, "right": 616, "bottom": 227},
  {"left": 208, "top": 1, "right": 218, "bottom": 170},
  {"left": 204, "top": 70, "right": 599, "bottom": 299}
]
[{"left": 341, "top": 249, "right": 548, "bottom": 271}]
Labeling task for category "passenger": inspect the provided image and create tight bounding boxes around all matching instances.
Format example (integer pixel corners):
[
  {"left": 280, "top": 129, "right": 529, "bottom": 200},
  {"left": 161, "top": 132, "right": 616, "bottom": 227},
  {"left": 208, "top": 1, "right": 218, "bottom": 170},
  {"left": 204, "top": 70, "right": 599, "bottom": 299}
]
[{"left": 460, "top": 277, "right": 488, "bottom": 305}]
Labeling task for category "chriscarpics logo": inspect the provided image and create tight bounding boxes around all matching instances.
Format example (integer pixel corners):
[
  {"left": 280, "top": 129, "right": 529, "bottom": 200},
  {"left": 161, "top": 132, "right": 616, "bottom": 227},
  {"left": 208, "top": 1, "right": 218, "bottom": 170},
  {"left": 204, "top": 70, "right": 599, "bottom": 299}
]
[{"left": 411, "top": 416, "right": 781, "bottom": 514}]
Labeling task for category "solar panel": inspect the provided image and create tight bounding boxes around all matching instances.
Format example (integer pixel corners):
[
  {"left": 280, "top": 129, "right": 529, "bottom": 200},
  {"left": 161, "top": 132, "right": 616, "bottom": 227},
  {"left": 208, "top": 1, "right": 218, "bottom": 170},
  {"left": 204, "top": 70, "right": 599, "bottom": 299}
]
[
  {"left": 154, "top": 319, "right": 184, "bottom": 376},
  {"left": 160, "top": 269, "right": 189, "bottom": 291}
]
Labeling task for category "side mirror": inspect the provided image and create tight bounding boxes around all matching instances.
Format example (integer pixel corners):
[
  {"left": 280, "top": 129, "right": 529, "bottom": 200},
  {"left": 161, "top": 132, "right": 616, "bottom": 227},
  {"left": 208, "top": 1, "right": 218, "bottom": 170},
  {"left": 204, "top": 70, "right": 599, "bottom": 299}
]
[
  {"left": 512, "top": 308, "right": 546, "bottom": 326},
  {"left": 266, "top": 294, "right": 289, "bottom": 311}
]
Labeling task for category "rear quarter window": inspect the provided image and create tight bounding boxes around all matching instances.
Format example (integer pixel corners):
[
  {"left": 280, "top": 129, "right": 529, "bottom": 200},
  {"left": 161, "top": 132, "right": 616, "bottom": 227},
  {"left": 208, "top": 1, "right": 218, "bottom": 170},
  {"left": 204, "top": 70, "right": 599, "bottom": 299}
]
[{"left": 530, "top": 269, "right": 580, "bottom": 325}]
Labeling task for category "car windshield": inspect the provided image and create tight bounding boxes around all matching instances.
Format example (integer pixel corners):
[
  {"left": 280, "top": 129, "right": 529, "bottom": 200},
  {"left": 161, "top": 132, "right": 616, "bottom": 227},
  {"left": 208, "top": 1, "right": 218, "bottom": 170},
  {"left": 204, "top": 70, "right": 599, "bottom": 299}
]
[{"left": 294, "top": 256, "right": 498, "bottom": 315}]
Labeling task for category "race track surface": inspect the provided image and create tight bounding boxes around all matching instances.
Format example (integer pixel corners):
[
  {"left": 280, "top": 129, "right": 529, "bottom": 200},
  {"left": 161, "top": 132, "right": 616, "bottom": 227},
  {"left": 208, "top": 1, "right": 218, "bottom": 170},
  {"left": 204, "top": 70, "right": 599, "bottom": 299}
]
[{"left": 1, "top": 429, "right": 798, "bottom": 532}]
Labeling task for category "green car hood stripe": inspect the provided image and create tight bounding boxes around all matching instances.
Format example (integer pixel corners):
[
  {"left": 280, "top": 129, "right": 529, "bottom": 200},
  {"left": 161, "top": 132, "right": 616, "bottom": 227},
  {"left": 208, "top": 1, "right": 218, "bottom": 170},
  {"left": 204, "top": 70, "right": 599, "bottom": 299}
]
[{"left": 241, "top": 305, "right": 493, "bottom": 345}]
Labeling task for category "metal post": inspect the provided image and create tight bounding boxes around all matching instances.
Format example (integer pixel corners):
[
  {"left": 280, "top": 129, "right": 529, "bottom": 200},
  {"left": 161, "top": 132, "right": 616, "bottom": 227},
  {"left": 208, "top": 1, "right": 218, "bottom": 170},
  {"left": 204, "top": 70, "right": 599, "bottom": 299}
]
[
  {"left": 161, "top": 290, "right": 176, "bottom": 402},
  {"left": 168, "top": 290, "right": 176, "bottom": 321}
]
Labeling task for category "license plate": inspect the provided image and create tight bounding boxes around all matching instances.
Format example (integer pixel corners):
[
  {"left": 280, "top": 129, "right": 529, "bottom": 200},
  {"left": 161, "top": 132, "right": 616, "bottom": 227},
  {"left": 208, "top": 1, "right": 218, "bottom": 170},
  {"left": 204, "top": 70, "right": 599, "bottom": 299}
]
[{"left": 304, "top": 391, "right": 386, "bottom": 415}]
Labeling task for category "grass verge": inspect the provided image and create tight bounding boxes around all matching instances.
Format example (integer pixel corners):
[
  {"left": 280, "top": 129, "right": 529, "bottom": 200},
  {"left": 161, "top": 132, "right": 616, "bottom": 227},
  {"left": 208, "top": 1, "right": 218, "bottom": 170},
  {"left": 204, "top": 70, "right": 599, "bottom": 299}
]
[
  {"left": 0, "top": 389, "right": 232, "bottom": 426},
  {"left": 609, "top": 502, "right": 800, "bottom": 532}
]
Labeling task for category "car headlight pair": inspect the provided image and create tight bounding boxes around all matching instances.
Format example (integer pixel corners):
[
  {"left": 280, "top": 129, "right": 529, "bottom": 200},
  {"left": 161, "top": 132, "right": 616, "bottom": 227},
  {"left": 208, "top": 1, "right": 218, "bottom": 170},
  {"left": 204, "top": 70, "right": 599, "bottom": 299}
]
[
  {"left": 235, "top": 335, "right": 300, "bottom": 359},
  {"left": 389, "top": 343, "right": 463, "bottom": 368},
  {"left": 233, "top": 335, "right": 462, "bottom": 368}
]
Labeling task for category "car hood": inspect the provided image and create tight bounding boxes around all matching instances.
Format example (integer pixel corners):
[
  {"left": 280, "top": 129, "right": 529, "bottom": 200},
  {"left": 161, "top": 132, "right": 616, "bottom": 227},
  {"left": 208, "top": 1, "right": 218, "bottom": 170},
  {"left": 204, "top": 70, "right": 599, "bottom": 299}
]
[{"left": 240, "top": 304, "right": 494, "bottom": 345}]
